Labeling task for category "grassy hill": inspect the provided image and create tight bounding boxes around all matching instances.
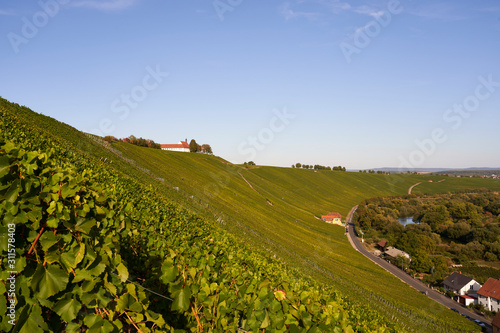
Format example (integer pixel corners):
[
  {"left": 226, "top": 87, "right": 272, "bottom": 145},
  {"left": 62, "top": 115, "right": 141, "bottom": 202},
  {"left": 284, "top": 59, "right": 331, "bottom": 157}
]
[{"left": 3, "top": 97, "right": 499, "bottom": 331}]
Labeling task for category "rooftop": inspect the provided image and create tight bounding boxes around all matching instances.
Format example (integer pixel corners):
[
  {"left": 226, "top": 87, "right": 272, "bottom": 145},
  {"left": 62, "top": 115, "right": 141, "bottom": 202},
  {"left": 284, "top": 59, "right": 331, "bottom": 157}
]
[
  {"left": 443, "top": 272, "right": 474, "bottom": 291},
  {"left": 322, "top": 212, "right": 341, "bottom": 219},
  {"left": 478, "top": 278, "right": 500, "bottom": 300}
]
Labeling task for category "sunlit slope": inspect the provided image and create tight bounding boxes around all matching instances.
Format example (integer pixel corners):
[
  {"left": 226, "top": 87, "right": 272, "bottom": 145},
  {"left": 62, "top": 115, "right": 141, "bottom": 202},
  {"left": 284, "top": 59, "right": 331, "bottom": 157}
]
[
  {"left": 4, "top": 96, "right": 493, "bottom": 331},
  {"left": 111, "top": 143, "right": 499, "bottom": 332}
]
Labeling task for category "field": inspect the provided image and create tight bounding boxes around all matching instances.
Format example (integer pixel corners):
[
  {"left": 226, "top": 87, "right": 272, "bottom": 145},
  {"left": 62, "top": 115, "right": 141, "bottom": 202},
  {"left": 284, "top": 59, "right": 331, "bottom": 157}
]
[{"left": 3, "top": 97, "right": 499, "bottom": 331}]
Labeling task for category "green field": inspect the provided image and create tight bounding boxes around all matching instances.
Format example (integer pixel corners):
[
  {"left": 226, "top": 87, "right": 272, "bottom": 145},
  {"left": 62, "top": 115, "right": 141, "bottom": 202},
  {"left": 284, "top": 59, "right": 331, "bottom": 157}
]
[{"left": 3, "top": 97, "right": 499, "bottom": 331}]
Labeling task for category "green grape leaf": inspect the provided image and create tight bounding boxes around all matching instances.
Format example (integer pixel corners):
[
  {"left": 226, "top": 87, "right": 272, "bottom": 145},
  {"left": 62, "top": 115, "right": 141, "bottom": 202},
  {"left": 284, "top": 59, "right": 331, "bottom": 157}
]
[
  {"left": 31, "top": 264, "right": 69, "bottom": 299},
  {"left": 4, "top": 179, "right": 20, "bottom": 203},
  {"left": 171, "top": 288, "right": 191, "bottom": 312},
  {"left": 160, "top": 262, "right": 179, "bottom": 284},
  {"left": 116, "top": 263, "right": 129, "bottom": 283},
  {"left": 53, "top": 295, "right": 82, "bottom": 322}
]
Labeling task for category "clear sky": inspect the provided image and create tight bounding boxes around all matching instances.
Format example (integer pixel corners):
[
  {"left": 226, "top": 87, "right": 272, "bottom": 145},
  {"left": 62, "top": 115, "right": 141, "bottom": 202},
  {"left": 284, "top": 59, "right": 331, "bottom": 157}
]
[{"left": 1, "top": 0, "right": 499, "bottom": 169}]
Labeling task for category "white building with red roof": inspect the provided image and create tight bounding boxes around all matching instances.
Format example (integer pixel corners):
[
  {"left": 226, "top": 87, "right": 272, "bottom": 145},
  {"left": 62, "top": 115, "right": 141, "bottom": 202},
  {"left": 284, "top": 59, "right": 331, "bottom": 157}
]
[
  {"left": 477, "top": 278, "right": 500, "bottom": 312},
  {"left": 321, "top": 212, "right": 342, "bottom": 225},
  {"left": 161, "top": 141, "right": 190, "bottom": 153}
]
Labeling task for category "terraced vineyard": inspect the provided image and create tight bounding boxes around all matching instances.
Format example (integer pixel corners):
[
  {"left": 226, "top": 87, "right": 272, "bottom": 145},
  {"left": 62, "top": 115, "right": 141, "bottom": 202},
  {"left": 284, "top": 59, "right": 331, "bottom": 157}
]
[{"left": 2, "top": 97, "right": 498, "bottom": 331}]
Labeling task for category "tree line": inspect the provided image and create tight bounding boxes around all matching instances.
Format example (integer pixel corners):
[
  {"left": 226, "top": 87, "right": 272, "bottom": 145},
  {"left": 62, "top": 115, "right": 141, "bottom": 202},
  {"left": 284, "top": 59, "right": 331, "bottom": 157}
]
[
  {"left": 104, "top": 135, "right": 161, "bottom": 149},
  {"left": 292, "top": 163, "right": 346, "bottom": 171}
]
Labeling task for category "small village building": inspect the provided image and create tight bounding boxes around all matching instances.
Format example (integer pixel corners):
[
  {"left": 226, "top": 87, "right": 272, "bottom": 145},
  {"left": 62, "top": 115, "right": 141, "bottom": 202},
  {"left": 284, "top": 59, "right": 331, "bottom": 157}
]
[
  {"left": 457, "top": 295, "right": 477, "bottom": 307},
  {"left": 321, "top": 212, "right": 342, "bottom": 225},
  {"left": 478, "top": 278, "right": 500, "bottom": 312},
  {"left": 492, "top": 312, "right": 500, "bottom": 333},
  {"left": 443, "top": 272, "right": 481, "bottom": 296},
  {"left": 161, "top": 141, "right": 190, "bottom": 152},
  {"left": 377, "top": 240, "right": 388, "bottom": 251},
  {"left": 384, "top": 247, "right": 411, "bottom": 261}
]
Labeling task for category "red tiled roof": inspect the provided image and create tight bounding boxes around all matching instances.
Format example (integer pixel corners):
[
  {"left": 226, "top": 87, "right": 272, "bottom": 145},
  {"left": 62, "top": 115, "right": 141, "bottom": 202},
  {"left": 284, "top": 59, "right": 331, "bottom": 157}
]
[
  {"left": 478, "top": 278, "right": 500, "bottom": 299},
  {"left": 161, "top": 141, "right": 189, "bottom": 149},
  {"left": 322, "top": 212, "right": 341, "bottom": 219},
  {"left": 377, "top": 240, "right": 388, "bottom": 248},
  {"left": 459, "top": 295, "right": 475, "bottom": 300}
]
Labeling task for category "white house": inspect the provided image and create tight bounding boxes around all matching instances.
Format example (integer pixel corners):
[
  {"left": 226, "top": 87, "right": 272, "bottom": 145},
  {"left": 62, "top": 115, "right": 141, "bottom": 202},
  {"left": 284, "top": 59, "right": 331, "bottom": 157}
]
[
  {"left": 161, "top": 141, "right": 190, "bottom": 152},
  {"left": 443, "top": 272, "right": 481, "bottom": 296},
  {"left": 478, "top": 278, "right": 500, "bottom": 312}
]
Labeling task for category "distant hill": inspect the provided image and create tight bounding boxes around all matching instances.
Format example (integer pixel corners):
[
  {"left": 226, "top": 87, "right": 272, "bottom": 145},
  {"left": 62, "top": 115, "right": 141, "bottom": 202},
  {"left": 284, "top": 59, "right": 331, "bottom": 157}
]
[{"left": 363, "top": 167, "right": 500, "bottom": 174}]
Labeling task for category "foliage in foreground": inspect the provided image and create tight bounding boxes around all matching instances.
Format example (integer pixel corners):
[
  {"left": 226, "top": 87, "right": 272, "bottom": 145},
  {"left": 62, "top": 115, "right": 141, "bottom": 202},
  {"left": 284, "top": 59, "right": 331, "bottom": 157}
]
[{"left": 0, "top": 99, "right": 393, "bottom": 331}]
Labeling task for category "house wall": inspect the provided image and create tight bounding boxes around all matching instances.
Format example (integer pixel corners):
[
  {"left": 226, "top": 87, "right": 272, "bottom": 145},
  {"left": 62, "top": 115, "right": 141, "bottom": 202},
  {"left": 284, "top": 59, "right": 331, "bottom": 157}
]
[
  {"left": 162, "top": 147, "right": 190, "bottom": 152},
  {"left": 322, "top": 218, "right": 342, "bottom": 225},
  {"left": 459, "top": 280, "right": 482, "bottom": 295},
  {"left": 478, "top": 295, "right": 500, "bottom": 312}
]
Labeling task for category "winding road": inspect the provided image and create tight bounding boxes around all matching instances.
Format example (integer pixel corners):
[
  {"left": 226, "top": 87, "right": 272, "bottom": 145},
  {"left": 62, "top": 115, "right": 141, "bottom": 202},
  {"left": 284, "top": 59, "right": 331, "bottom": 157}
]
[{"left": 345, "top": 206, "right": 491, "bottom": 332}]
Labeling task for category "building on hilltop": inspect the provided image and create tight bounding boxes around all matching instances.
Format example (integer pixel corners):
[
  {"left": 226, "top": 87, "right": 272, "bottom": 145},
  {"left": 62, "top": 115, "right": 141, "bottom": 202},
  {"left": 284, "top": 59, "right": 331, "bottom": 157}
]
[
  {"left": 161, "top": 141, "right": 190, "bottom": 153},
  {"left": 477, "top": 278, "right": 500, "bottom": 312},
  {"left": 321, "top": 212, "right": 342, "bottom": 225},
  {"left": 443, "top": 272, "right": 481, "bottom": 296}
]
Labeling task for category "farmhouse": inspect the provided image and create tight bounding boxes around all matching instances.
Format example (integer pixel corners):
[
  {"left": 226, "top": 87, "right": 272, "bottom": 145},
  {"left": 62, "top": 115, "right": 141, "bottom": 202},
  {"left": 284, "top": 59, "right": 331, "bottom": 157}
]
[
  {"left": 477, "top": 278, "right": 500, "bottom": 312},
  {"left": 161, "top": 141, "right": 190, "bottom": 152},
  {"left": 321, "top": 212, "right": 342, "bottom": 225},
  {"left": 443, "top": 272, "right": 481, "bottom": 296}
]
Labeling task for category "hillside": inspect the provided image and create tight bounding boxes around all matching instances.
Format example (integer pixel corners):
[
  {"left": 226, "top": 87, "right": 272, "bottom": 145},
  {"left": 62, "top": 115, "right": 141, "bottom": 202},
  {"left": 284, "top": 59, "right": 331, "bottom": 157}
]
[
  {"left": 2, "top": 97, "right": 499, "bottom": 331},
  {"left": 110, "top": 141, "right": 500, "bottom": 332}
]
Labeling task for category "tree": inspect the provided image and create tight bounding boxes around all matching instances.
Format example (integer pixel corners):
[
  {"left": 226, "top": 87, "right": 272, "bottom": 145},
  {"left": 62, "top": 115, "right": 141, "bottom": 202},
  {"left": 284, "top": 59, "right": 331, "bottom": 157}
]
[
  {"left": 295, "top": 163, "right": 301, "bottom": 168},
  {"left": 446, "top": 222, "right": 471, "bottom": 241},
  {"left": 411, "top": 249, "right": 433, "bottom": 273},
  {"left": 202, "top": 144, "right": 213, "bottom": 154},
  {"left": 103, "top": 136, "right": 118, "bottom": 143},
  {"left": 189, "top": 139, "right": 199, "bottom": 152},
  {"left": 421, "top": 205, "right": 450, "bottom": 232}
]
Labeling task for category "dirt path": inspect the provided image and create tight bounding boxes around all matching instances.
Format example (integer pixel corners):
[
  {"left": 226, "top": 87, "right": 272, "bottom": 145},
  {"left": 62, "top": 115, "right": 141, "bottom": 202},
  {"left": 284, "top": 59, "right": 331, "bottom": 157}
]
[
  {"left": 408, "top": 182, "right": 422, "bottom": 194},
  {"left": 238, "top": 171, "right": 273, "bottom": 205}
]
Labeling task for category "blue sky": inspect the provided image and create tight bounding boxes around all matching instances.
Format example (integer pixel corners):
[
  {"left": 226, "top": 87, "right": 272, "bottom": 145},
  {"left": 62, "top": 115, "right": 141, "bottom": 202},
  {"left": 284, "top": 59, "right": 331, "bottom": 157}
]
[{"left": 1, "top": 0, "right": 499, "bottom": 169}]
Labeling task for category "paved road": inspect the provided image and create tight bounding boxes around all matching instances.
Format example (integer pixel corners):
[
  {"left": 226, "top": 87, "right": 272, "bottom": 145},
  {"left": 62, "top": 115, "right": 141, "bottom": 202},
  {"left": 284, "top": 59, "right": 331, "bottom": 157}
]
[{"left": 345, "top": 206, "right": 491, "bottom": 332}]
